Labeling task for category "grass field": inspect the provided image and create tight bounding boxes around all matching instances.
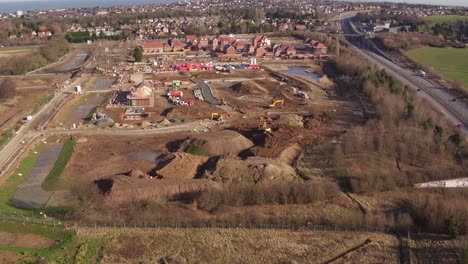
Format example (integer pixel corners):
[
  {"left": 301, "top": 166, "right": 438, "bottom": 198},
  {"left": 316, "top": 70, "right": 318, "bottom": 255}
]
[
  {"left": 0, "top": 143, "right": 44, "bottom": 212},
  {"left": 423, "top": 15, "right": 468, "bottom": 24},
  {"left": 0, "top": 222, "right": 74, "bottom": 262},
  {"left": 0, "top": 46, "right": 39, "bottom": 59},
  {"left": 0, "top": 130, "right": 13, "bottom": 148},
  {"left": 42, "top": 137, "right": 76, "bottom": 191},
  {"left": 406, "top": 47, "right": 468, "bottom": 89}
]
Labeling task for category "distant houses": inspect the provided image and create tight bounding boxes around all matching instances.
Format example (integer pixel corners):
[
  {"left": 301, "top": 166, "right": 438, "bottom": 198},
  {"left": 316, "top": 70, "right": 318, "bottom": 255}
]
[
  {"left": 302, "top": 38, "right": 327, "bottom": 54},
  {"left": 138, "top": 34, "right": 328, "bottom": 58}
]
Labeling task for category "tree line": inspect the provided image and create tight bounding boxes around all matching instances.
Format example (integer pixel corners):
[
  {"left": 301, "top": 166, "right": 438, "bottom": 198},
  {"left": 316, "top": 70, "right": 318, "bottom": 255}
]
[{"left": 0, "top": 36, "right": 70, "bottom": 75}]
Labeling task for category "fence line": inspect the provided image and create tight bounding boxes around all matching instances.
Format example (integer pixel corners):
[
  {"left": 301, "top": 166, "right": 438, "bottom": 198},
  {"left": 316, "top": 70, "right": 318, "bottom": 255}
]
[{"left": 0, "top": 210, "right": 420, "bottom": 235}]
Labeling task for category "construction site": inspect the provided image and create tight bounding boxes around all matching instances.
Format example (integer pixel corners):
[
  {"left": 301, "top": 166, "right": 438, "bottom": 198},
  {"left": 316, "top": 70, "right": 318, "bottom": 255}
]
[
  {"left": 32, "top": 56, "right": 364, "bottom": 201},
  {"left": 1, "top": 33, "right": 466, "bottom": 264}
]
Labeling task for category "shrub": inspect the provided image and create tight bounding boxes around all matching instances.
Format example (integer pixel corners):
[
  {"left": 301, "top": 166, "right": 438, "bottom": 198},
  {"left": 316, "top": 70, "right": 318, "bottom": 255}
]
[
  {"left": 197, "top": 181, "right": 340, "bottom": 211},
  {"left": 0, "top": 79, "right": 16, "bottom": 100}
]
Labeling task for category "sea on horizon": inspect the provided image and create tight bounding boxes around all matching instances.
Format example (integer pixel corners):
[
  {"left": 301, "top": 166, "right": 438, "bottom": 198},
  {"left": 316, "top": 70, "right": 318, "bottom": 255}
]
[{"left": 0, "top": 0, "right": 175, "bottom": 13}]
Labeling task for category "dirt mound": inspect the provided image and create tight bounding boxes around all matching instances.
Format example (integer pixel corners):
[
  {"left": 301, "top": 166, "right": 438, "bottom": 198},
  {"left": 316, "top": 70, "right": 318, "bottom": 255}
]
[
  {"left": 208, "top": 156, "right": 297, "bottom": 182},
  {"left": 277, "top": 114, "right": 304, "bottom": 127},
  {"left": 251, "top": 127, "right": 300, "bottom": 158},
  {"left": 230, "top": 81, "right": 265, "bottom": 95},
  {"left": 94, "top": 176, "right": 219, "bottom": 204},
  {"left": 125, "top": 169, "right": 149, "bottom": 179},
  {"left": 186, "top": 130, "right": 254, "bottom": 156},
  {"left": 278, "top": 143, "right": 303, "bottom": 165},
  {"left": 165, "top": 107, "right": 207, "bottom": 119},
  {"left": 155, "top": 152, "right": 208, "bottom": 179}
]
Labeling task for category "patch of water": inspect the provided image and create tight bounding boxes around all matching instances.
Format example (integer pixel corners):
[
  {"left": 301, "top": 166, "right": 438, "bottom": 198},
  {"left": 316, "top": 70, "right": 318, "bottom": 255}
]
[
  {"left": 61, "top": 50, "right": 90, "bottom": 71},
  {"left": 91, "top": 79, "right": 114, "bottom": 91},
  {"left": 68, "top": 96, "right": 104, "bottom": 125},
  {"left": 282, "top": 67, "right": 320, "bottom": 81}
]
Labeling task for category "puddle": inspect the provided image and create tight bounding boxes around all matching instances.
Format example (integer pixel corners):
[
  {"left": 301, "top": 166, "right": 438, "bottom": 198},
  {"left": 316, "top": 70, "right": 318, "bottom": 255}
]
[
  {"left": 68, "top": 96, "right": 104, "bottom": 125},
  {"left": 128, "top": 151, "right": 162, "bottom": 164},
  {"left": 91, "top": 79, "right": 114, "bottom": 91},
  {"left": 282, "top": 67, "right": 320, "bottom": 81},
  {"left": 61, "top": 50, "right": 89, "bottom": 71}
]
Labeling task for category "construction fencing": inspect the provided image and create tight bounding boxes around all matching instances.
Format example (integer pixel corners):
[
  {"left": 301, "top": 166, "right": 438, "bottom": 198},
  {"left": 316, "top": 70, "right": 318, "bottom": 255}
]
[{"left": 0, "top": 210, "right": 419, "bottom": 235}]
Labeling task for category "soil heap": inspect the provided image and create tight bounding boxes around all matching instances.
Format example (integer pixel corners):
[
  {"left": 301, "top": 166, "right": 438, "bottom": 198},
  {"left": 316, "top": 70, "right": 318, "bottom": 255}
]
[
  {"left": 230, "top": 81, "right": 264, "bottom": 94},
  {"left": 185, "top": 130, "right": 254, "bottom": 156},
  {"left": 209, "top": 156, "right": 297, "bottom": 183},
  {"left": 94, "top": 176, "right": 218, "bottom": 204},
  {"left": 155, "top": 152, "right": 208, "bottom": 179}
]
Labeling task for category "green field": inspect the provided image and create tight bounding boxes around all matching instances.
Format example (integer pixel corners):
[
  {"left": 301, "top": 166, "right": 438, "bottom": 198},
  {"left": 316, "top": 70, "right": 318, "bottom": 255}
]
[
  {"left": 423, "top": 15, "right": 468, "bottom": 24},
  {"left": 0, "top": 45, "right": 39, "bottom": 52},
  {"left": 406, "top": 47, "right": 468, "bottom": 89}
]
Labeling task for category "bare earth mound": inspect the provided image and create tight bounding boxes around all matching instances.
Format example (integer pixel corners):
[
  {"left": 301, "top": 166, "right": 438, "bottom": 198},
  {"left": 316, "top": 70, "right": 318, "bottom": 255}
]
[
  {"left": 94, "top": 176, "right": 218, "bottom": 204},
  {"left": 187, "top": 130, "right": 254, "bottom": 156},
  {"left": 210, "top": 156, "right": 297, "bottom": 182},
  {"left": 230, "top": 81, "right": 266, "bottom": 95},
  {"left": 156, "top": 152, "right": 209, "bottom": 179}
]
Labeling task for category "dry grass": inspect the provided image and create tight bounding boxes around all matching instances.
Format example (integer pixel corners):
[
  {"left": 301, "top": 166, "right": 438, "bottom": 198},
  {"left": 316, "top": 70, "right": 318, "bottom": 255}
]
[{"left": 75, "top": 228, "right": 399, "bottom": 264}]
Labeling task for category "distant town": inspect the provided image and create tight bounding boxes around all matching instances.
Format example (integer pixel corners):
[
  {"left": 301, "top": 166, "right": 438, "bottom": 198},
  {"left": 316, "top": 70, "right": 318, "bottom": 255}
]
[{"left": 0, "top": 0, "right": 467, "bottom": 263}]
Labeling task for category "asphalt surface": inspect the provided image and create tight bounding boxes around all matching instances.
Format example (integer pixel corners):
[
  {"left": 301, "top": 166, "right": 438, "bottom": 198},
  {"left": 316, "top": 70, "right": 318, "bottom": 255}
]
[
  {"left": 341, "top": 18, "right": 468, "bottom": 137},
  {"left": 196, "top": 80, "right": 220, "bottom": 105}
]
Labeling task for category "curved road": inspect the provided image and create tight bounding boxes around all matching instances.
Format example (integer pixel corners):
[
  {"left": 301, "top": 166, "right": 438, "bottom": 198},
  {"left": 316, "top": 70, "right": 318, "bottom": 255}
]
[{"left": 341, "top": 18, "right": 468, "bottom": 137}]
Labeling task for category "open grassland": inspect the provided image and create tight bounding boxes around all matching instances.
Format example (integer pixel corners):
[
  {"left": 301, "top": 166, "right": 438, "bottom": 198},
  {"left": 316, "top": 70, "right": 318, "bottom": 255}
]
[
  {"left": 0, "top": 222, "right": 74, "bottom": 263},
  {"left": 423, "top": 15, "right": 468, "bottom": 24},
  {"left": 0, "top": 143, "right": 44, "bottom": 212},
  {"left": 0, "top": 223, "right": 465, "bottom": 264},
  {"left": 406, "top": 47, "right": 468, "bottom": 88},
  {"left": 58, "top": 228, "right": 401, "bottom": 264},
  {"left": 42, "top": 137, "right": 76, "bottom": 191},
  {"left": 0, "top": 46, "right": 39, "bottom": 59}
]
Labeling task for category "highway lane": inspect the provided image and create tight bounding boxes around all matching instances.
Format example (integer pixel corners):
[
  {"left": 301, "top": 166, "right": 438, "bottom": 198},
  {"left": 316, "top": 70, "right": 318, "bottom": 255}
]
[{"left": 341, "top": 18, "right": 468, "bottom": 137}]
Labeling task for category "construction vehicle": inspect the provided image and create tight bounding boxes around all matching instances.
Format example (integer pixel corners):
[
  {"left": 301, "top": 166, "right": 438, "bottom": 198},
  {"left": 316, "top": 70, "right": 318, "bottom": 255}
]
[
  {"left": 211, "top": 112, "right": 223, "bottom": 121},
  {"left": 269, "top": 99, "right": 284, "bottom": 108},
  {"left": 220, "top": 97, "right": 226, "bottom": 105},
  {"left": 258, "top": 117, "right": 272, "bottom": 134}
]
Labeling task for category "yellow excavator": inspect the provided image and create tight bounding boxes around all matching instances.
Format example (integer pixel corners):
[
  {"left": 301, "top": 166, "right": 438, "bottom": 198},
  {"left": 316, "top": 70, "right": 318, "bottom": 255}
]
[
  {"left": 269, "top": 99, "right": 284, "bottom": 108},
  {"left": 211, "top": 112, "right": 223, "bottom": 121},
  {"left": 258, "top": 117, "right": 272, "bottom": 134}
]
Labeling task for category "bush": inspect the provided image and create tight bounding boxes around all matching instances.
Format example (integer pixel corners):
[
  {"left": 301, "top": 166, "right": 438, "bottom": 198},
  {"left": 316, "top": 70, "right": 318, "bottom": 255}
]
[
  {"left": 446, "top": 215, "right": 461, "bottom": 238},
  {"left": 0, "top": 79, "right": 16, "bottom": 100},
  {"left": 197, "top": 181, "right": 340, "bottom": 211},
  {"left": 133, "top": 45, "right": 143, "bottom": 62}
]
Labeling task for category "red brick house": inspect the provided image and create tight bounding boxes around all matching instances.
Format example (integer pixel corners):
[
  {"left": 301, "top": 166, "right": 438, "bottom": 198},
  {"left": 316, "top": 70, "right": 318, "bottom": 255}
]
[
  {"left": 185, "top": 35, "right": 197, "bottom": 44},
  {"left": 313, "top": 43, "right": 327, "bottom": 55},
  {"left": 223, "top": 45, "right": 236, "bottom": 55},
  {"left": 163, "top": 43, "right": 172, "bottom": 52},
  {"left": 198, "top": 36, "right": 209, "bottom": 48},
  {"left": 245, "top": 44, "right": 255, "bottom": 54},
  {"left": 272, "top": 44, "right": 296, "bottom": 57},
  {"left": 252, "top": 35, "right": 271, "bottom": 48},
  {"left": 170, "top": 39, "right": 185, "bottom": 51},
  {"left": 254, "top": 46, "right": 267, "bottom": 57},
  {"left": 128, "top": 81, "right": 154, "bottom": 107},
  {"left": 211, "top": 37, "right": 219, "bottom": 49},
  {"left": 233, "top": 40, "right": 246, "bottom": 51},
  {"left": 141, "top": 40, "right": 164, "bottom": 53}
]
